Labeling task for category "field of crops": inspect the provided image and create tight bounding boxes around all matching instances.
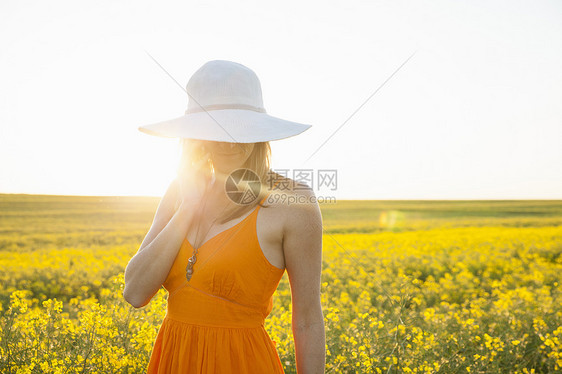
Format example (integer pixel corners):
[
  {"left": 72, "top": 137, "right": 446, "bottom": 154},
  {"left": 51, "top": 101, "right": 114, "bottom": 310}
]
[{"left": 1, "top": 194, "right": 561, "bottom": 373}]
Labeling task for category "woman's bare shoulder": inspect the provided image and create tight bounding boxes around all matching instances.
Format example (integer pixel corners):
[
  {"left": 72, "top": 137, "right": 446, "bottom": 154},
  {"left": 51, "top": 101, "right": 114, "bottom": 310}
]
[
  {"left": 265, "top": 177, "right": 322, "bottom": 265},
  {"left": 264, "top": 175, "right": 321, "bottom": 227}
]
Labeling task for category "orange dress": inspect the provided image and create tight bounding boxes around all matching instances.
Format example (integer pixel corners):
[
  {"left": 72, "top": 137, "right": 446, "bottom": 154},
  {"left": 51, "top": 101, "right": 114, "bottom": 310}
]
[{"left": 146, "top": 193, "right": 286, "bottom": 373}]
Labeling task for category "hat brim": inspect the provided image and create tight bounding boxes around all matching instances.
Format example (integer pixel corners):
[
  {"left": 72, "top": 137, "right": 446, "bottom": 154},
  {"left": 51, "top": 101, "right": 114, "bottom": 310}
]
[{"left": 138, "top": 109, "right": 312, "bottom": 143}]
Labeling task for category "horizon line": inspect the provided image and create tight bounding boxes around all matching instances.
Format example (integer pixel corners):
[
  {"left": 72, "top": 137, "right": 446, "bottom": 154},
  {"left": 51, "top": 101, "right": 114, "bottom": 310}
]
[{"left": 0, "top": 192, "right": 561, "bottom": 201}]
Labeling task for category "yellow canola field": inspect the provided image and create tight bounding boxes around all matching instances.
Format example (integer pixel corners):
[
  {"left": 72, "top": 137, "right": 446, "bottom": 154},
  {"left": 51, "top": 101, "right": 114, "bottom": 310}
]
[
  {"left": 1, "top": 226, "right": 560, "bottom": 373},
  {"left": 1, "top": 196, "right": 561, "bottom": 373}
]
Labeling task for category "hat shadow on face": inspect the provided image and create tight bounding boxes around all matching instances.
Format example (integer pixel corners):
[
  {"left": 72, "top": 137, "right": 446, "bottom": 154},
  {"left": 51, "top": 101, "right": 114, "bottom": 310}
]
[{"left": 178, "top": 138, "right": 257, "bottom": 178}]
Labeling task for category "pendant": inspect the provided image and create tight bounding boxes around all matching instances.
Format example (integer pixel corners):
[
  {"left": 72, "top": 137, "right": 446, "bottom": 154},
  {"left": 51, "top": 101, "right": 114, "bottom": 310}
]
[{"left": 185, "top": 250, "right": 198, "bottom": 281}]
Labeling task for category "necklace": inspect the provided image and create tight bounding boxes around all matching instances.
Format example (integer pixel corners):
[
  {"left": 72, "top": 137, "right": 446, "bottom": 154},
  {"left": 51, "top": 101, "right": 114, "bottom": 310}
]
[
  {"left": 185, "top": 177, "right": 280, "bottom": 281},
  {"left": 185, "top": 176, "right": 230, "bottom": 281}
]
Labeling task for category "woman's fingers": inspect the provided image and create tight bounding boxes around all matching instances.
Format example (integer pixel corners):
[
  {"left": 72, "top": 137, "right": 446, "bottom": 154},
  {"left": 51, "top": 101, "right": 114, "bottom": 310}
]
[
  {"left": 196, "top": 152, "right": 211, "bottom": 166},
  {"left": 178, "top": 151, "right": 212, "bottom": 208},
  {"left": 192, "top": 152, "right": 211, "bottom": 180}
]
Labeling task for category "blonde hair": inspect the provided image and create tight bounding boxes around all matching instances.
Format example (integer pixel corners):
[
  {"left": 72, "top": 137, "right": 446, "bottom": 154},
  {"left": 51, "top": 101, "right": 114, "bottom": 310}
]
[{"left": 177, "top": 138, "right": 278, "bottom": 224}]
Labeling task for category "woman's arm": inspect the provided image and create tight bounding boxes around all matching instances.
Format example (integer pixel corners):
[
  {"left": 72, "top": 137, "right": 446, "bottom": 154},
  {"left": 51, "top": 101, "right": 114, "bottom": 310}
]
[
  {"left": 124, "top": 147, "right": 211, "bottom": 308},
  {"left": 138, "top": 178, "right": 181, "bottom": 252},
  {"left": 283, "top": 187, "right": 325, "bottom": 374},
  {"left": 123, "top": 179, "right": 195, "bottom": 308}
]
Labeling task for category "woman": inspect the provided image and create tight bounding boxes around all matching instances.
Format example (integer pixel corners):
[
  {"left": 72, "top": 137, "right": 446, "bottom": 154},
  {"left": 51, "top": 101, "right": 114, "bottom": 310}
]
[{"left": 124, "top": 60, "right": 325, "bottom": 373}]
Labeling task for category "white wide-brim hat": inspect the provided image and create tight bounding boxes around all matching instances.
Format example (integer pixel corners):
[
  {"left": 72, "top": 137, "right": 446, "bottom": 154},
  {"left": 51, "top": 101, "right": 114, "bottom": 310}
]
[{"left": 138, "top": 60, "right": 312, "bottom": 143}]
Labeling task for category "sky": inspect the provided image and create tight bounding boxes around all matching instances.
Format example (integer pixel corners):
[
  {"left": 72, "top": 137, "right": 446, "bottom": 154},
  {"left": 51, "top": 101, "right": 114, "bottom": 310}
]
[{"left": 1, "top": 0, "right": 561, "bottom": 200}]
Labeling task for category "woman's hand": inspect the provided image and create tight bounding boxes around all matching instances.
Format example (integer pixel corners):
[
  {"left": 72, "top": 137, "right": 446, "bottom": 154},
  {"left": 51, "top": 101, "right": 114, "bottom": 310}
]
[{"left": 176, "top": 142, "right": 213, "bottom": 210}]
